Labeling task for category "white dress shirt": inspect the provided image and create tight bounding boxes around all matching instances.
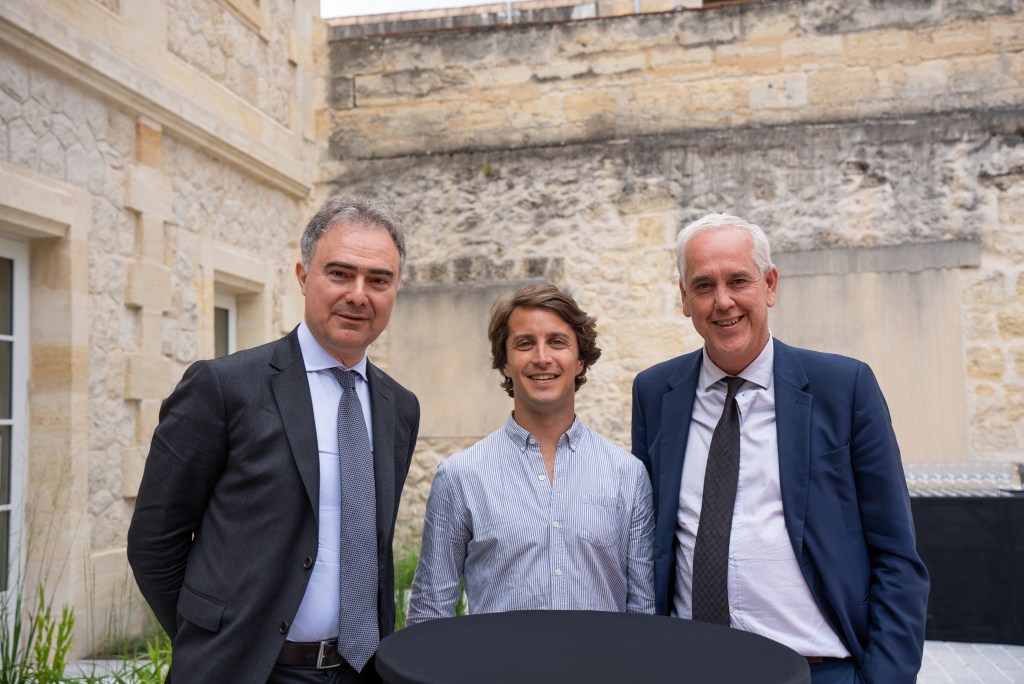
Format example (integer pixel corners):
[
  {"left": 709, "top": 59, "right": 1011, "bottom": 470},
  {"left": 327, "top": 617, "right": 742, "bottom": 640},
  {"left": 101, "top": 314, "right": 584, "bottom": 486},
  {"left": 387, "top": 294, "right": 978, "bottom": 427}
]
[
  {"left": 407, "top": 414, "right": 655, "bottom": 624},
  {"left": 673, "top": 336, "right": 849, "bottom": 658},
  {"left": 287, "top": 321, "right": 374, "bottom": 642}
]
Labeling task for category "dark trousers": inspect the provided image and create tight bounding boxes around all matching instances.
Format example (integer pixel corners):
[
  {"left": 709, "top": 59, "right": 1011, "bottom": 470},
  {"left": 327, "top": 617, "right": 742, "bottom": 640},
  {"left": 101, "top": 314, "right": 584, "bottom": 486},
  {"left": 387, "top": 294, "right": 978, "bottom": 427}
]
[
  {"left": 809, "top": 658, "right": 859, "bottom": 684},
  {"left": 268, "top": 656, "right": 382, "bottom": 684}
]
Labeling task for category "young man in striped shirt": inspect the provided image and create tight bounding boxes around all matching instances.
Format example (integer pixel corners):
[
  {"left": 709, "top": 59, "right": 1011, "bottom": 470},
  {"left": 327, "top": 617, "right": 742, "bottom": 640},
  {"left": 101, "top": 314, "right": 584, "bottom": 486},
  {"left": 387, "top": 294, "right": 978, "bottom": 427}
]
[{"left": 407, "top": 283, "right": 655, "bottom": 624}]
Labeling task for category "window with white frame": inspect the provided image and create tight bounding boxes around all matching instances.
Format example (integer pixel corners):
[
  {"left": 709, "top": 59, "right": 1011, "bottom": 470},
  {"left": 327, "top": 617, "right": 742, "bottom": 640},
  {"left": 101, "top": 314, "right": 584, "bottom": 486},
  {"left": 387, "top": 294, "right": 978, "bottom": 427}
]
[
  {"left": 214, "top": 291, "right": 237, "bottom": 358},
  {"left": 0, "top": 236, "right": 28, "bottom": 595}
]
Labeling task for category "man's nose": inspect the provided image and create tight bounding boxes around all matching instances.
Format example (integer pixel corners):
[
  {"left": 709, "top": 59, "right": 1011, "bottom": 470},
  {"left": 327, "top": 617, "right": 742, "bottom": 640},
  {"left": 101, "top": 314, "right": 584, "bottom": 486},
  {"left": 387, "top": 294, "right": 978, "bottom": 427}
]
[
  {"left": 533, "top": 343, "right": 553, "bottom": 364},
  {"left": 344, "top": 277, "right": 369, "bottom": 305},
  {"left": 714, "top": 285, "right": 735, "bottom": 310}
]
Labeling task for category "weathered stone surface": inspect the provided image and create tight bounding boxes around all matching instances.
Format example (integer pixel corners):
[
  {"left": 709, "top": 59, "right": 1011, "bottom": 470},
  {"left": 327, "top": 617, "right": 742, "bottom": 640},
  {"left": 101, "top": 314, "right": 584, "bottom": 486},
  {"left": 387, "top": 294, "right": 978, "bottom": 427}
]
[{"left": 165, "top": 0, "right": 297, "bottom": 125}]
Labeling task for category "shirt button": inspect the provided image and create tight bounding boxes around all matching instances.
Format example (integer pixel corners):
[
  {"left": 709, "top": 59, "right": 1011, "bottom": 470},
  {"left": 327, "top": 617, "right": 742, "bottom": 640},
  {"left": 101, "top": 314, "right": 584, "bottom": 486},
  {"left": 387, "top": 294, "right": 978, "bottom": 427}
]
[
  {"left": 538, "top": 474, "right": 546, "bottom": 481},
  {"left": 554, "top": 569, "right": 562, "bottom": 576},
  {"left": 552, "top": 520, "right": 559, "bottom": 528}
]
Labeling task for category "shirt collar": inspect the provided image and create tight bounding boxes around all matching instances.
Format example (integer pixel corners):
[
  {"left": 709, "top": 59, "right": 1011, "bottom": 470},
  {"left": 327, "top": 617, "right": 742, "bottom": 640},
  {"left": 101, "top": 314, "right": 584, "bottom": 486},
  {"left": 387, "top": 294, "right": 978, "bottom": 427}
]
[
  {"left": 502, "top": 413, "right": 585, "bottom": 452},
  {"left": 699, "top": 332, "right": 774, "bottom": 392},
  {"left": 297, "top": 321, "right": 369, "bottom": 381}
]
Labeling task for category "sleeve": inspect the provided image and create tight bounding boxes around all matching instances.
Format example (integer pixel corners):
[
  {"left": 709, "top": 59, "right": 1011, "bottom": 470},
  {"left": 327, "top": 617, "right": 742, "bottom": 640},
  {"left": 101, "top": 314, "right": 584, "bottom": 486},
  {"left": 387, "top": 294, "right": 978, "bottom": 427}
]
[
  {"left": 126, "top": 361, "right": 230, "bottom": 637},
  {"left": 406, "top": 461, "right": 470, "bottom": 625},
  {"left": 625, "top": 463, "right": 656, "bottom": 614},
  {"left": 850, "top": 363, "right": 930, "bottom": 684},
  {"left": 631, "top": 376, "right": 653, "bottom": 478}
]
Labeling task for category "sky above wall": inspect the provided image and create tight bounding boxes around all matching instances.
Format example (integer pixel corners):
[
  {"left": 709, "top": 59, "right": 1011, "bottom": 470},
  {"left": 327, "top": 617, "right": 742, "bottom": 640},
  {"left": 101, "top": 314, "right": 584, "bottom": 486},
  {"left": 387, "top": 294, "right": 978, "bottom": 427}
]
[{"left": 320, "top": 0, "right": 495, "bottom": 18}]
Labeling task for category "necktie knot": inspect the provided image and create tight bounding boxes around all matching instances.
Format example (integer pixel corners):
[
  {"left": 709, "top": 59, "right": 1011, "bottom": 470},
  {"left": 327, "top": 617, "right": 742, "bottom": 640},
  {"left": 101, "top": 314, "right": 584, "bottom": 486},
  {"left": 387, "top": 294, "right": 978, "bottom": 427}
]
[
  {"left": 330, "top": 367, "right": 357, "bottom": 391},
  {"left": 723, "top": 376, "right": 744, "bottom": 401}
]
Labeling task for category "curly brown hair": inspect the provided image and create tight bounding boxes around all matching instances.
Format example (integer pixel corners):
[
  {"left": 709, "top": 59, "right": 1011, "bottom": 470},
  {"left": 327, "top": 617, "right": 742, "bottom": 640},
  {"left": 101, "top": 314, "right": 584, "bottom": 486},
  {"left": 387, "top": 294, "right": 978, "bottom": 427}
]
[{"left": 488, "top": 283, "right": 602, "bottom": 398}]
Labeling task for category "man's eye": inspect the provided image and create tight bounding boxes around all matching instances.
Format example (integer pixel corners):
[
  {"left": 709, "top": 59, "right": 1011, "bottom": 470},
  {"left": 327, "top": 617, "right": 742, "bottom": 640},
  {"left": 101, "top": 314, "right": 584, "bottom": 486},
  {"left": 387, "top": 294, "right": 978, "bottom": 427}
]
[{"left": 694, "top": 283, "right": 712, "bottom": 293}]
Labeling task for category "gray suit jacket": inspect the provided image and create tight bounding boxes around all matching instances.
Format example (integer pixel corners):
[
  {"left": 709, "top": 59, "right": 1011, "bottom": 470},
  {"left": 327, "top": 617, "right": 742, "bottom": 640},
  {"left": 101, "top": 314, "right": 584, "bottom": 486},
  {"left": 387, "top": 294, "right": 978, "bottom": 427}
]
[{"left": 127, "top": 328, "right": 420, "bottom": 683}]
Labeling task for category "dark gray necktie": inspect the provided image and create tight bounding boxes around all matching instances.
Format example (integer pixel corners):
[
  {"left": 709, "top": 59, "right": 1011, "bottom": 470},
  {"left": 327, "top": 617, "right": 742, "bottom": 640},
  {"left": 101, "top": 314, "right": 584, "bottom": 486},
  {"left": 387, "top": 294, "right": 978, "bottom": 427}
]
[
  {"left": 691, "top": 375, "right": 744, "bottom": 627},
  {"left": 329, "top": 368, "right": 379, "bottom": 672}
]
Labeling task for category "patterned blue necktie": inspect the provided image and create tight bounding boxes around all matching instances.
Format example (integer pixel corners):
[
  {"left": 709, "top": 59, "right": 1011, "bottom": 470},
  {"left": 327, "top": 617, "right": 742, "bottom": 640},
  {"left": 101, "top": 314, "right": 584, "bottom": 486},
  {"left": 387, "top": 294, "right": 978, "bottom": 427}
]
[
  {"left": 691, "top": 376, "right": 744, "bottom": 627},
  {"left": 329, "top": 368, "right": 379, "bottom": 672}
]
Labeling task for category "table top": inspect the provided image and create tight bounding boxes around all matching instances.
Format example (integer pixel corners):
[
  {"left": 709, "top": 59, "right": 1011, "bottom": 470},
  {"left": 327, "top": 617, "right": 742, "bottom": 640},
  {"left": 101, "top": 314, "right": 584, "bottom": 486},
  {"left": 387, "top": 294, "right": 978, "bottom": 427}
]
[{"left": 376, "top": 610, "right": 810, "bottom": 684}]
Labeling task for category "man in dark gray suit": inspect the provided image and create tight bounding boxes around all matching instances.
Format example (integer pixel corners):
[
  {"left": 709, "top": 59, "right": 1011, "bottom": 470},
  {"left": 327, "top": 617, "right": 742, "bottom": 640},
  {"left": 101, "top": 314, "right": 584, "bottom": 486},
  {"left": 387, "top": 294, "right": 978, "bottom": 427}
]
[{"left": 127, "top": 196, "right": 420, "bottom": 683}]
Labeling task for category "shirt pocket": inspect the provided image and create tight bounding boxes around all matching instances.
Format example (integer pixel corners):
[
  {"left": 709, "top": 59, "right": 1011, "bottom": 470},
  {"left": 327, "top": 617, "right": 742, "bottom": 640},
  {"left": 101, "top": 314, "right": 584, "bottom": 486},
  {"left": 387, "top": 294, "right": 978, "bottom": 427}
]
[{"left": 577, "top": 493, "right": 620, "bottom": 549}]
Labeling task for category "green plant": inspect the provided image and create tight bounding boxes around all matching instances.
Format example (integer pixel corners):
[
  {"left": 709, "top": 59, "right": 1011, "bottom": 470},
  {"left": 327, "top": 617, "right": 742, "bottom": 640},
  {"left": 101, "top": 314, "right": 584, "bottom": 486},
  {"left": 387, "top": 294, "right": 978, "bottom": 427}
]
[
  {"left": 0, "top": 584, "right": 75, "bottom": 684},
  {"left": 121, "top": 629, "right": 172, "bottom": 684},
  {"left": 393, "top": 551, "right": 467, "bottom": 630},
  {"left": 30, "top": 589, "right": 74, "bottom": 684},
  {"left": 393, "top": 551, "right": 418, "bottom": 630}
]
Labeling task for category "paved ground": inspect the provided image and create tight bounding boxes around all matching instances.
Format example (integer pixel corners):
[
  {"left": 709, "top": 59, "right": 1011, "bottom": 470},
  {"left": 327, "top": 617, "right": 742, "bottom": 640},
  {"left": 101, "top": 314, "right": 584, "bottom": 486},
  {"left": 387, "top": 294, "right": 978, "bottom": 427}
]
[{"left": 920, "top": 641, "right": 1024, "bottom": 683}]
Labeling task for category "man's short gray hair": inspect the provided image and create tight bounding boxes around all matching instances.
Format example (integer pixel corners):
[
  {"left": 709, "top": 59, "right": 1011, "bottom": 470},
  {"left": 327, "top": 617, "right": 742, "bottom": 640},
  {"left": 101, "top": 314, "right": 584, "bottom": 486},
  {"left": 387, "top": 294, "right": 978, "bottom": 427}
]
[
  {"left": 300, "top": 196, "right": 407, "bottom": 275},
  {"left": 676, "top": 213, "right": 773, "bottom": 284}
]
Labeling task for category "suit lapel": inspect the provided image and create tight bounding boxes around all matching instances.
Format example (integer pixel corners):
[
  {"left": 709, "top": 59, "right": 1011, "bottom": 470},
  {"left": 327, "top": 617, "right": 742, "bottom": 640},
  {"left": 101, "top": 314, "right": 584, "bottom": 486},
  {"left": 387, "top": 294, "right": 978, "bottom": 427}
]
[
  {"left": 367, "top": 362, "right": 395, "bottom": 541},
  {"left": 270, "top": 330, "right": 320, "bottom": 514},
  {"left": 773, "top": 339, "right": 812, "bottom": 557},
  {"left": 658, "top": 353, "right": 702, "bottom": 521}
]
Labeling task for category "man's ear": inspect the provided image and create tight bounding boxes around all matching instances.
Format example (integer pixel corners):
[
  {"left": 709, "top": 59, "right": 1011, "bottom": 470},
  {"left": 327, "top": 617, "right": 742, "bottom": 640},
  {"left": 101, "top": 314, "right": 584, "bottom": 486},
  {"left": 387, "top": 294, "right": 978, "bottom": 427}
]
[
  {"left": 295, "top": 262, "right": 307, "bottom": 295},
  {"left": 765, "top": 266, "right": 779, "bottom": 308}
]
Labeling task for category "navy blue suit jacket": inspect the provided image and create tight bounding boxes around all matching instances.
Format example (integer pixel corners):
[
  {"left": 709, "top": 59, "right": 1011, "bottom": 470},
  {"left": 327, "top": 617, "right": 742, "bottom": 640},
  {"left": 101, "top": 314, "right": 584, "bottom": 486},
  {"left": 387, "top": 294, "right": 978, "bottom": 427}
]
[{"left": 631, "top": 338, "right": 928, "bottom": 684}]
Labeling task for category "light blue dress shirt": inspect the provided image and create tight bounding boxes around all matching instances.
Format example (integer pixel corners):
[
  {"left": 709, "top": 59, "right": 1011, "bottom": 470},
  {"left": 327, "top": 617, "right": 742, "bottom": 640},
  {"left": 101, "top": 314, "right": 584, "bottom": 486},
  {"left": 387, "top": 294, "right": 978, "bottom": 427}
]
[
  {"left": 287, "top": 321, "right": 374, "bottom": 642},
  {"left": 407, "top": 414, "right": 655, "bottom": 625}
]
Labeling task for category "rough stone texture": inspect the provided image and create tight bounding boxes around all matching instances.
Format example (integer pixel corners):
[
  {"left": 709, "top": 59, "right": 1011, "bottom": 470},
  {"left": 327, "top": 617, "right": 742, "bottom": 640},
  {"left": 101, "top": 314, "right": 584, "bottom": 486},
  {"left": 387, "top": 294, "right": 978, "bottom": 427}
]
[
  {"left": 323, "top": 0, "right": 1024, "bottom": 541},
  {"left": 166, "top": 0, "right": 297, "bottom": 126},
  {"left": 0, "top": 46, "right": 139, "bottom": 553},
  {"left": 326, "top": 0, "right": 1024, "bottom": 160},
  {"left": 1, "top": 0, "right": 317, "bottom": 652},
  {"left": 0, "top": 49, "right": 303, "bottom": 553}
]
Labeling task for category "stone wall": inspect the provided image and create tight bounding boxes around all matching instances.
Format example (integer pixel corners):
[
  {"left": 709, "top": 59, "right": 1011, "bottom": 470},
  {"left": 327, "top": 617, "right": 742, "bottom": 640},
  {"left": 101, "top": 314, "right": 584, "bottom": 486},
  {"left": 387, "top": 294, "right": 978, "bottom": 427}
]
[
  {"left": 1, "top": 0, "right": 319, "bottom": 655},
  {"left": 321, "top": 0, "right": 1024, "bottom": 551},
  {"left": 166, "top": 0, "right": 298, "bottom": 126}
]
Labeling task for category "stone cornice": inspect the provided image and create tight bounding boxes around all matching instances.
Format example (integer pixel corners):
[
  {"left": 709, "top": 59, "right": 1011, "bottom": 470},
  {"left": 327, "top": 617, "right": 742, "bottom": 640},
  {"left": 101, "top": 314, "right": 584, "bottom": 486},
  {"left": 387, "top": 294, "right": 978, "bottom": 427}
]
[{"left": 0, "top": 2, "right": 315, "bottom": 199}]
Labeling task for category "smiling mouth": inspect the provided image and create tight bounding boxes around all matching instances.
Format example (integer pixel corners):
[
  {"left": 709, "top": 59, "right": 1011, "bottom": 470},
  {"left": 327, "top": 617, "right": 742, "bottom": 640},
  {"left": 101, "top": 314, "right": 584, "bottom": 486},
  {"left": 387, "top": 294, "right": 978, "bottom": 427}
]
[
  {"left": 714, "top": 316, "right": 742, "bottom": 328},
  {"left": 529, "top": 374, "right": 559, "bottom": 381}
]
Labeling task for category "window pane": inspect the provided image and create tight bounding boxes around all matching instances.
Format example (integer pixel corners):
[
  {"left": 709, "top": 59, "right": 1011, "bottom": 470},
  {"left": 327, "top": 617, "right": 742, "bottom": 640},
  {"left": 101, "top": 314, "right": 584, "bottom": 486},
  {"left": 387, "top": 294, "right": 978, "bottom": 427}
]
[
  {"left": 0, "top": 426, "right": 9, "bottom": 504},
  {"left": 0, "top": 258, "right": 10, "bottom": 335},
  {"left": 0, "top": 341, "right": 10, "bottom": 419},
  {"left": 214, "top": 306, "right": 229, "bottom": 358}
]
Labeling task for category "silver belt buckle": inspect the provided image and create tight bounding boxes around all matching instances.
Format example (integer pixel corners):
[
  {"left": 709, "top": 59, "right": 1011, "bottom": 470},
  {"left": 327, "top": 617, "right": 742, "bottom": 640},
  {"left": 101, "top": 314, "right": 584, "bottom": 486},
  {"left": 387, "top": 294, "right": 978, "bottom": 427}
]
[{"left": 316, "top": 640, "right": 340, "bottom": 669}]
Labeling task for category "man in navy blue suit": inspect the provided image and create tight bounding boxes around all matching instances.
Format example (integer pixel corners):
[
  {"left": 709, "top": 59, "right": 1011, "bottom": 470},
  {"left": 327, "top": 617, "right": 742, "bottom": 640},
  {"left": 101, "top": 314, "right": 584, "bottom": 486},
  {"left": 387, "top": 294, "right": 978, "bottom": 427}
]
[{"left": 631, "top": 213, "right": 928, "bottom": 684}]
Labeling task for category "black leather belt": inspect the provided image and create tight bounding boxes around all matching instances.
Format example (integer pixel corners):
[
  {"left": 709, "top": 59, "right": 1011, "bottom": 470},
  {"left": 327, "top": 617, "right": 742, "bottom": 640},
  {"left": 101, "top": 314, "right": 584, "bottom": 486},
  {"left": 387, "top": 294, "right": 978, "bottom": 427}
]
[
  {"left": 277, "top": 640, "right": 344, "bottom": 669},
  {"left": 806, "top": 656, "right": 853, "bottom": 665}
]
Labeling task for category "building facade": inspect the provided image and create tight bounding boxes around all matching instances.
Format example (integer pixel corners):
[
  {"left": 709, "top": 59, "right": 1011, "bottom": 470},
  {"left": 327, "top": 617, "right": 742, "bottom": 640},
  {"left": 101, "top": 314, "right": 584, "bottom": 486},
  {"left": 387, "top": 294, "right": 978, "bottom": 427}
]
[{"left": 1, "top": 0, "right": 1022, "bottom": 654}]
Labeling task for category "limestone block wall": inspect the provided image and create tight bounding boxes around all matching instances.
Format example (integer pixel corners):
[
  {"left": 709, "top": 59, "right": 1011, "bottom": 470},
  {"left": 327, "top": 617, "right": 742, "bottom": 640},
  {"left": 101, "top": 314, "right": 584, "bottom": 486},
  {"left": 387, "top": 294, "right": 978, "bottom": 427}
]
[
  {"left": 166, "top": 0, "right": 308, "bottom": 127},
  {"left": 321, "top": 0, "right": 1024, "bottom": 551},
  {"left": 1, "top": 0, "right": 320, "bottom": 655},
  {"left": 323, "top": 0, "right": 1024, "bottom": 161}
]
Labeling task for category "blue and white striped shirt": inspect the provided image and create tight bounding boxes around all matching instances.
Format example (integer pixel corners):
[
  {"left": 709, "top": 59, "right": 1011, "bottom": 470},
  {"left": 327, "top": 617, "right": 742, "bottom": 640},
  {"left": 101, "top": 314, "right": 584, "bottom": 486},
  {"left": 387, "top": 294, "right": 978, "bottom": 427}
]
[{"left": 406, "top": 414, "right": 655, "bottom": 624}]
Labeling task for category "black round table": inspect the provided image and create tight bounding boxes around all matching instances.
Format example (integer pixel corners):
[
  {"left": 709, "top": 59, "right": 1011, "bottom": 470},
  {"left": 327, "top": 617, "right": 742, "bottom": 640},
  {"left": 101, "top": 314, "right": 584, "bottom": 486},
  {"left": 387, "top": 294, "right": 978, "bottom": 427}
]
[{"left": 376, "top": 611, "right": 810, "bottom": 684}]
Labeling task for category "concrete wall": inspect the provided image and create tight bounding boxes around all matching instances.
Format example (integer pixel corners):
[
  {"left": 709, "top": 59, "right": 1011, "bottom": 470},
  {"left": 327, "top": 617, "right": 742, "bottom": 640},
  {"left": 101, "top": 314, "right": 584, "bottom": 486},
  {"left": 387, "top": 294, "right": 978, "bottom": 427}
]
[{"left": 320, "top": 0, "right": 1024, "bottom": 552}]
